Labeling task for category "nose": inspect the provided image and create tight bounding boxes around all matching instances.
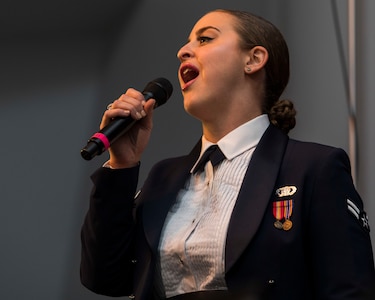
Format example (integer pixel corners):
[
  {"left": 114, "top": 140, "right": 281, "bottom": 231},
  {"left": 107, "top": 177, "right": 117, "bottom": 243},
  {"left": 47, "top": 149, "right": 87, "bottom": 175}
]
[{"left": 177, "top": 42, "right": 193, "bottom": 62}]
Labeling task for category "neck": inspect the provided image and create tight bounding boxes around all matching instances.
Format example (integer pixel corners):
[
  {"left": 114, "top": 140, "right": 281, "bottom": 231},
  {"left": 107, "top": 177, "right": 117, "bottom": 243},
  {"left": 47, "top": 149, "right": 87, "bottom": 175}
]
[{"left": 196, "top": 79, "right": 264, "bottom": 142}]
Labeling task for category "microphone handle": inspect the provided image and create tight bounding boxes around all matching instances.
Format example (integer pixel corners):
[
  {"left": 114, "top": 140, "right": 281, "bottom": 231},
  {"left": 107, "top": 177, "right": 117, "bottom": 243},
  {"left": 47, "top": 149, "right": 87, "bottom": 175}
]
[
  {"left": 80, "top": 117, "right": 137, "bottom": 161},
  {"left": 80, "top": 92, "right": 154, "bottom": 161}
]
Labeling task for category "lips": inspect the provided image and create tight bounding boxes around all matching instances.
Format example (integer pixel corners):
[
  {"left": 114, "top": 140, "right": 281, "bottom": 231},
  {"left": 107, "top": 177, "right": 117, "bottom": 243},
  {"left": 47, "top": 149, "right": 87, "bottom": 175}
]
[{"left": 179, "top": 64, "right": 199, "bottom": 89}]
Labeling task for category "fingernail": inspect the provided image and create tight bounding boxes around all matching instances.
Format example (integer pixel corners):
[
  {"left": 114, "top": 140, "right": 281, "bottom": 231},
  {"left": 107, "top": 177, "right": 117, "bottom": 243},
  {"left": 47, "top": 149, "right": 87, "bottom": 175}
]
[
  {"left": 135, "top": 112, "right": 142, "bottom": 119},
  {"left": 140, "top": 110, "right": 146, "bottom": 117}
]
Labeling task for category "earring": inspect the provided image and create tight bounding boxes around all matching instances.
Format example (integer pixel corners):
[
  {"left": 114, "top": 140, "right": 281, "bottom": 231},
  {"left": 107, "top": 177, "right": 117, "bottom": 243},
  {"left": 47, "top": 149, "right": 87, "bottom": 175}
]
[{"left": 246, "top": 67, "right": 251, "bottom": 72}]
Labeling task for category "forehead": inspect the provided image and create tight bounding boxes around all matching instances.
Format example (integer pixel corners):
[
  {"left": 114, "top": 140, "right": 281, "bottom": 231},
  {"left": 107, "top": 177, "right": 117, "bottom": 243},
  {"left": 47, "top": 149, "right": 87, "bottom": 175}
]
[{"left": 190, "top": 11, "right": 237, "bottom": 35}]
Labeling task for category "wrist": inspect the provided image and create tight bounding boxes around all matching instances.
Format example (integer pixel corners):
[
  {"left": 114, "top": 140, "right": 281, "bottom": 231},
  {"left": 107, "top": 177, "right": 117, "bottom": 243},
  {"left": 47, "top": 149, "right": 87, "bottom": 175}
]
[{"left": 106, "top": 159, "right": 140, "bottom": 169}]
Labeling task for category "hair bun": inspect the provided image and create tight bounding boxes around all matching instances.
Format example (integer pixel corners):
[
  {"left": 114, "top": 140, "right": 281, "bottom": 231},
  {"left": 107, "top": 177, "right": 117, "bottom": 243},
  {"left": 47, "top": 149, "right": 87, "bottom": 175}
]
[{"left": 269, "top": 99, "right": 296, "bottom": 134}]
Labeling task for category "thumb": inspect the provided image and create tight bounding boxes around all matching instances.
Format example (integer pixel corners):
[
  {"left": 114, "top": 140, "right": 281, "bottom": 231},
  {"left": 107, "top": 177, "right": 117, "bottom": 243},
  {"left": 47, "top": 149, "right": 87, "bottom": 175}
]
[
  {"left": 143, "top": 99, "right": 156, "bottom": 115},
  {"left": 138, "top": 99, "right": 156, "bottom": 128}
]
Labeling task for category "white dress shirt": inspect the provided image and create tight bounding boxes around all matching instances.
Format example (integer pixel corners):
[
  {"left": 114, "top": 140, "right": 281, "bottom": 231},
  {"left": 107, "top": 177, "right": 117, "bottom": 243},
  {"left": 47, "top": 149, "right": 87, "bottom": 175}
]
[{"left": 155, "top": 115, "right": 270, "bottom": 298}]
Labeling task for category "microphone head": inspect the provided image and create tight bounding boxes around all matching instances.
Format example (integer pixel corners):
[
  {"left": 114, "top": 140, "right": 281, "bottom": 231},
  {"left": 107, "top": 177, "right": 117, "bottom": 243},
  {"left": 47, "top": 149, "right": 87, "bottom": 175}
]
[{"left": 142, "top": 77, "right": 173, "bottom": 107}]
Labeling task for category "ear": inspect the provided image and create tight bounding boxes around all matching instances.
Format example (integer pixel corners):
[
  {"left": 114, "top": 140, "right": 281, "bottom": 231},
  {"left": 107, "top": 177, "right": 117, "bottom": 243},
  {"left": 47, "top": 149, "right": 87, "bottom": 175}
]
[{"left": 244, "top": 46, "right": 268, "bottom": 74}]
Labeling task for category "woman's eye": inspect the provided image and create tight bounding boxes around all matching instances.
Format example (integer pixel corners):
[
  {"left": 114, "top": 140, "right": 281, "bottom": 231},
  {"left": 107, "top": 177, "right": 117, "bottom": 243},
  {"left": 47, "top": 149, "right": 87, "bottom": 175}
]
[{"left": 198, "top": 36, "right": 213, "bottom": 44}]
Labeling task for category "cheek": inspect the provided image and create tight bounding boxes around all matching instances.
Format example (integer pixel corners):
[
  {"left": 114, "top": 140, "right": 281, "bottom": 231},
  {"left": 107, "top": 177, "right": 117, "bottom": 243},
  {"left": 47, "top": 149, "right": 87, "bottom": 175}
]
[{"left": 201, "top": 46, "right": 244, "bottom": 82}]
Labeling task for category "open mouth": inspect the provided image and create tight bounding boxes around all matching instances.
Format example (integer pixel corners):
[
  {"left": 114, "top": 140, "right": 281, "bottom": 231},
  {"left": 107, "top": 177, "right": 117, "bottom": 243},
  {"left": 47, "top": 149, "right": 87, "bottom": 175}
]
[{"left": 180, "top": 64, "right": 199, "bottom": 84}]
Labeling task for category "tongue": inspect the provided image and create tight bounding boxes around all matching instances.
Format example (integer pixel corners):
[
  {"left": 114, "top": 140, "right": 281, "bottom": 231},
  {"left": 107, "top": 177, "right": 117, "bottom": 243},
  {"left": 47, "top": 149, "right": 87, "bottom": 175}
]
[{"left": 184, "top": 69, "right": 199, "bottom": 83}]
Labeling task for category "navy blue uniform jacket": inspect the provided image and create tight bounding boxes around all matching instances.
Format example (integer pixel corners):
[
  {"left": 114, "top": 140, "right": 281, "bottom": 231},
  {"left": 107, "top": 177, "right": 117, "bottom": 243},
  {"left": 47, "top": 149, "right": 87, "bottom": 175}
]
[{"left": 81, "top": 125, "right": 375, "bottom": 299}]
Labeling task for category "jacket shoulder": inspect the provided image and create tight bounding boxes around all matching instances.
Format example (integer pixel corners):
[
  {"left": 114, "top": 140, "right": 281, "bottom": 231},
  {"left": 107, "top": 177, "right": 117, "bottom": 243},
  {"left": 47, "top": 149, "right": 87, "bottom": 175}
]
[{"left": 286, "top": 138, "right": 349, "bottom": 163}]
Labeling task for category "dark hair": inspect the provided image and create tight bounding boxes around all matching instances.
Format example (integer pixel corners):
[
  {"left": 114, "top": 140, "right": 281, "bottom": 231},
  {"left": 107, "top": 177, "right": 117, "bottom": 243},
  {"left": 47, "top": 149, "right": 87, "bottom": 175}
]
[{"left": 214, "top": 9, "right": 296, "bottom": 133}]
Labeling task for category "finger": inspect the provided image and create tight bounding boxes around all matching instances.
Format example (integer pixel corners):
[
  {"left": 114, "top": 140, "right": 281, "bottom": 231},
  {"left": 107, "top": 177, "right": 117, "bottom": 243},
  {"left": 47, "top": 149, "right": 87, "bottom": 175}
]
[
  {"left": 99, "top": 108, "right": 131, "bottom": 129},
  {"left": 128, "top": 99, "right": 154, "bottom": 122},
  {"left": 112, "top": 97, "right": 141, "bottom": 112},
  {"left": 115, "top": 88, "right": 145, "bottom": 110},
  {"left": 112, "top": 92, "right": 146, "bottom": 120},
  {"left": 123, "top": 88, "right": 145, "bottom": 101},
  {"left": 100, "top": 98, "right": 155, "bottom": 129}
]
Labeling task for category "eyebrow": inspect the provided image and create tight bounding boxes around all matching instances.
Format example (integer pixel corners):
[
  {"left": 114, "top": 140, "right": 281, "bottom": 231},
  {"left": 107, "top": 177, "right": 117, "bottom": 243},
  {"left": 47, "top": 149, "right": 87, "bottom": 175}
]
[{"left": 187, "top": 26, "right": 221, "bottom": 43}]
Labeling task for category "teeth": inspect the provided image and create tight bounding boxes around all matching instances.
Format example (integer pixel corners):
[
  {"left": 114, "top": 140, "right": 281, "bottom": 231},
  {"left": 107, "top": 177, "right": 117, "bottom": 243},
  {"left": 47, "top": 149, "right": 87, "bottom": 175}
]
[{"left": 183, "top": 68, "right": 190, "bottom": 75}]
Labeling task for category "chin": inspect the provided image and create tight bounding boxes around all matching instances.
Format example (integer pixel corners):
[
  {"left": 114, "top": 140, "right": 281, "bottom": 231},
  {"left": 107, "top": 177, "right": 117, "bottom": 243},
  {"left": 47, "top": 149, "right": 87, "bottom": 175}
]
[
  {"left": 184, "top": 98, "right": 199, "bottom": 116},
  {"left": 183, "top": 99, "right": 195, "bottom": 115},
  {"left": 184, "top": 100, "right": 210, "bottom": 122}
]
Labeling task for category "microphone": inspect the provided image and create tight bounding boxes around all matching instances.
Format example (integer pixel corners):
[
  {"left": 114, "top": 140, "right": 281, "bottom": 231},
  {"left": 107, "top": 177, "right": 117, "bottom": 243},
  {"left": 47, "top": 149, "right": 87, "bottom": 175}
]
[{"left": 80, "top": 77, "right": 173, "bottom": 160}]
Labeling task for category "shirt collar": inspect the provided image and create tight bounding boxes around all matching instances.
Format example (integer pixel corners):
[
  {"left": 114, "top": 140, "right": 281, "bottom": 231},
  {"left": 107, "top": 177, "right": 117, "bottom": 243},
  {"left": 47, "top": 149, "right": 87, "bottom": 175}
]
[{"left": 199, "top": 114, "right": 270, "bottom": 161}]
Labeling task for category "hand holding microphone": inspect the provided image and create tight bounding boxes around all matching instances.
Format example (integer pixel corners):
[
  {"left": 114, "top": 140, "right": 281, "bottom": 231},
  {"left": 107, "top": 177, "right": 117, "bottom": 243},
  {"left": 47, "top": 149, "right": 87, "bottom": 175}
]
[{"left": 80, "top": 78, "right": 173, "bottom": 163}]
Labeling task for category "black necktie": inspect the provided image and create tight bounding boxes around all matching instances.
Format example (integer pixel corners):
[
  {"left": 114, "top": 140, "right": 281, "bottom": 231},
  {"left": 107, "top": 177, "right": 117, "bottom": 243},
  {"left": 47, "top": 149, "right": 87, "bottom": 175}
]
[{"left": 192, "top": 145, "right": 226, "bottom": 174}]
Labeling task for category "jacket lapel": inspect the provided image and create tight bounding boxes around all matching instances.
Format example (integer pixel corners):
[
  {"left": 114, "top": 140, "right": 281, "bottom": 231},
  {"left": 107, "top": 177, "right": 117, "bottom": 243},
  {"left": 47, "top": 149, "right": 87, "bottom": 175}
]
[
  {"left": 141, "top": 126, "right": 288, "bottom": 266},
  {"left": 225, "top": 125, "right": 289, "bottom": 272}
]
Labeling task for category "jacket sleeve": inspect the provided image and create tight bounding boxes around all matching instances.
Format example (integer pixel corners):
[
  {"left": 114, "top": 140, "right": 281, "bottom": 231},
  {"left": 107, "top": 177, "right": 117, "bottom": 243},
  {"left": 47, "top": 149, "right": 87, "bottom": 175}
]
[
  {"left": 80, "top": 166, "right": 139, "bottom": 297},
  {"left": 308, "top": 148, "right": 375, "bottom": 299}
]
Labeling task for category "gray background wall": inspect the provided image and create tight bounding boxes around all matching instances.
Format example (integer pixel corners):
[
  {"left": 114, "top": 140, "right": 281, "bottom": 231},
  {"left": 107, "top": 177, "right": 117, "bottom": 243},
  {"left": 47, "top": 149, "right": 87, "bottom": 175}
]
[{"left": 0, "top": 0, "right": 374, "bottom": 299}]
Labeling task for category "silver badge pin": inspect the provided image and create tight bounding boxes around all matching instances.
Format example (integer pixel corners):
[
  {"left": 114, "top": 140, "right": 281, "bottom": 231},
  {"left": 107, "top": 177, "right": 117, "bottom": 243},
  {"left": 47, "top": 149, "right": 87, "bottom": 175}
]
[{"left": 276, "top": 186, "right": 297, "bottom": 197}]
